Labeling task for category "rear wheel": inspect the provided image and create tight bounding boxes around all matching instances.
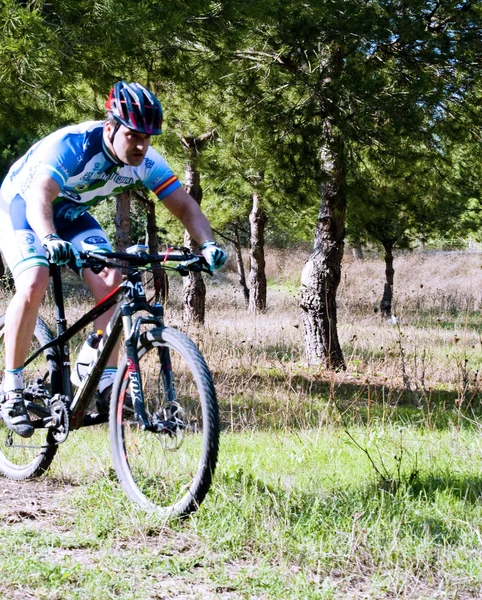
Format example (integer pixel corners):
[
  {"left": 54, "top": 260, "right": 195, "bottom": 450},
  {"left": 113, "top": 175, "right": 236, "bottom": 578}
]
[
  {"left": 0, "top": 314, "right": 58, "bottom": 479},
  {"left": 109, "top": 327, "right": 219, "bottom": 518}
]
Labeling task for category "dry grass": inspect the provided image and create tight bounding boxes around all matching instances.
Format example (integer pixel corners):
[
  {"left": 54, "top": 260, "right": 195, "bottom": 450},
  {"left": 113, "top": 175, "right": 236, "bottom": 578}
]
[
  {"left": 340, "top": 250, "right": 482, "bottom": 317},
  {"left": 2, "top": 248, "right": 482, "bottom": 429},
  {"left": 172, "top": 248, "right": 482, "bottom": 429},
  {"left": 339, "top": 251, "right": 482, "bottom": 398}
]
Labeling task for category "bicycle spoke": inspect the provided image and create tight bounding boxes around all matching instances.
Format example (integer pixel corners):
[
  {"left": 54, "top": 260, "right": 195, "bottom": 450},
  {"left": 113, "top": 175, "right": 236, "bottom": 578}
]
[
  {"left": 0, "top": 315, "right": 58, "bottom": 479},
  {"left": 110, "top": 327, "right": 219, "bottom": 517}
]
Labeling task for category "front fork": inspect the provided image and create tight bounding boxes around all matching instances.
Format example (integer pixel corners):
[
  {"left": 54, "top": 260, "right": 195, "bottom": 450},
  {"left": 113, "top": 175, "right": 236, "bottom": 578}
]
[{"left": 122, "top": 305, "right": 165, "bottom": 431}]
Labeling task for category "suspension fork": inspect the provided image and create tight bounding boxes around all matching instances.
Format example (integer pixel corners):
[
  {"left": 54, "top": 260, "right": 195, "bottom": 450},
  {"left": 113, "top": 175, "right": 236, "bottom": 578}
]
[
  {"left": 159, "top": 346, "right": 177, "bottom": 404},
  {"left": 121, "top": 304, "right": 164, "bottom": 431}
]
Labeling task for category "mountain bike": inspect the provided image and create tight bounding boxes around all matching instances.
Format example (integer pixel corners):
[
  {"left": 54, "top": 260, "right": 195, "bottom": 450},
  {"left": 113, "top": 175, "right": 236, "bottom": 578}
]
[{"left": 0, "top": 247, "right": 220, "bottom": 518}]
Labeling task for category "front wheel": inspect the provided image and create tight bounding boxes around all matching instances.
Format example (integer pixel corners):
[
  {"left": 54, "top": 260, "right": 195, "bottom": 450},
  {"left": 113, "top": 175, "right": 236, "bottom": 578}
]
[
  {"left": 0, "top": 314, "right": 59, "bottom": 479},
  {"left": 109, "top": 327, "right": 220, "bottom": 518}
]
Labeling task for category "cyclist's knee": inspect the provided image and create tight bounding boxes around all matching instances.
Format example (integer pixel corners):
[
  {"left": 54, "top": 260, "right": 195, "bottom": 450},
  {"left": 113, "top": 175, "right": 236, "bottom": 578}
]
[
  {"left": 99, "top": 266, "right": 122, "bottom": 289},
  {"left": 14, "top": 267, "right": 49, "bottom": 304},
  {"left": 85, "top": 266, "right": 122, "bottom": 299}
]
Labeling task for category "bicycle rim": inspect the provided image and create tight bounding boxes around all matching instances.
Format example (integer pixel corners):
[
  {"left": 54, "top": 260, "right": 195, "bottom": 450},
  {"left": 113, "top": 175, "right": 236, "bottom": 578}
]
[
  {"left": 110, "top": 327, "right": 219, "bottom": 518},
  {"left": 0, "top": 314, "right": 58, "bottom": 479}
]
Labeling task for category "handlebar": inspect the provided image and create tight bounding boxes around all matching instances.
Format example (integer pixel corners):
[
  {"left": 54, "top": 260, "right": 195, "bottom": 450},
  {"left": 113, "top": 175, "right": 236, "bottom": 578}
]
[{"left": 78, "top": 247, "right": 212, "bottom": 276}]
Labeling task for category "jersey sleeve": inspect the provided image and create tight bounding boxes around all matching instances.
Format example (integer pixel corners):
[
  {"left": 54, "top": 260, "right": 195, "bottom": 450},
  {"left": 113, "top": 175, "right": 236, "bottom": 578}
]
[
  {"left": 32, "top": 134, "right": 85, "bottom": 190},
  {"left": 141, "top": 148, "right": 182, "bottom": 200}
]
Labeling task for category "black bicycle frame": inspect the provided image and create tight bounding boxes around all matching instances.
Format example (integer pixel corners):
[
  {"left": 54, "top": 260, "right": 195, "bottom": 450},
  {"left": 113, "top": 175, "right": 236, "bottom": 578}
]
[{"left": 25, "top": 264, "right": 164, "bottom": 430}]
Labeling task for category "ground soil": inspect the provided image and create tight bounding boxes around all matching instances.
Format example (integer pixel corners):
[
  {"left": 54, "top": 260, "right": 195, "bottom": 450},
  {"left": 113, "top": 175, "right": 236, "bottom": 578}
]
[
  {"left": 0, "top": 477, "right": 251, "bottom": 599},
  {"left": 1, "top": 476, "right": 479, "bottom": 600}
]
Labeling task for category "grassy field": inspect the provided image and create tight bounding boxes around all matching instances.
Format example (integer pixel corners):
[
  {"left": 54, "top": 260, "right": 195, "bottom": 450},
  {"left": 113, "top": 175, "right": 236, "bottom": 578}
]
[{"left": 1, "top": 248, "right": 482, "bottom": 599}]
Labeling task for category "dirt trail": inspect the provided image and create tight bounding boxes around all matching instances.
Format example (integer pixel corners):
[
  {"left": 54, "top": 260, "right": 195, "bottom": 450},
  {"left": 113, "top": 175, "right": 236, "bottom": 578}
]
[
  {"left": 0, "top": 477, "right": 74, "bottom": 526},
  {"left": 0, "top": 477, "right": 245, "bottom": 599}
]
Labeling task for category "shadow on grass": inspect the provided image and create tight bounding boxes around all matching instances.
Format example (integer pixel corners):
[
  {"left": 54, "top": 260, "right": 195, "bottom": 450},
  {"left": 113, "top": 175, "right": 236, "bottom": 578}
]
[
  {"left": 216, "top": 371, "right": 482, "bottom": 432},
  {"left": 216, "top": 466, "right": 482, "bottom": 553},
  {"left": 408, "top": 472, "right": 482, "bottom": 505}
]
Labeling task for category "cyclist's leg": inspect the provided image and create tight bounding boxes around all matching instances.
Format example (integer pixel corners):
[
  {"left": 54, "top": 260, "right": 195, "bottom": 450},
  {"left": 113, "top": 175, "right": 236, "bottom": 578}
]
[
  {"left": 59, "top": 213, "right": 123, "bottom": 364},
  {"left": 82, "top": 268, "right": 123, "bottom": 335},
  {"left": 1, "top": 267, "right": 49, "bottom": 436},
  {"left": 0, "top": 194, "right": 50, "bottom": 373},
  {"left": 4, "top": 267, "right": 50, "bottom": 371},
  {"left": 0, "top": 195, "right": 50, "bottom": 436},
  {"left": 59, "top": 214, "right": 122, "bottom": 406}
]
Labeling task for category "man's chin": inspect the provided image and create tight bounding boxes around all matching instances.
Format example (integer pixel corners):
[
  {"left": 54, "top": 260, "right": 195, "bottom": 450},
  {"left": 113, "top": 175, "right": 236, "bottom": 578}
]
[{"left": 126, "top": 156, "right": 145, "bottom": 167}]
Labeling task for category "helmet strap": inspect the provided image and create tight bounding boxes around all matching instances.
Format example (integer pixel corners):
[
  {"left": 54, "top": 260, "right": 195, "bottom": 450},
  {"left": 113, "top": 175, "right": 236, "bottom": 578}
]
[
  {"left": 109, "top": 120, "right": 121, "bottom": 145},
  {"left": 105, "top": 120, "right": 125, "bottom": 165}
]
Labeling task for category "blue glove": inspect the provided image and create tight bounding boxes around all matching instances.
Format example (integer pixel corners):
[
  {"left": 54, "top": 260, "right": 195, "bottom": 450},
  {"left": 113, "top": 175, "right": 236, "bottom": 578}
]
[
  {"left": 200, "top": 240, "right": 227, "bottom": 271},
  {"left": 42, "top": 233, "right": 81, "bottom": 267}
]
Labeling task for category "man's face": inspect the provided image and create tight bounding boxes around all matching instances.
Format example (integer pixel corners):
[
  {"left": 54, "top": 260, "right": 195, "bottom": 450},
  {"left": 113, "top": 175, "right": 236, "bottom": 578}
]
[{"left": 105, "top": 122, "right": 151, "bottom": 166}]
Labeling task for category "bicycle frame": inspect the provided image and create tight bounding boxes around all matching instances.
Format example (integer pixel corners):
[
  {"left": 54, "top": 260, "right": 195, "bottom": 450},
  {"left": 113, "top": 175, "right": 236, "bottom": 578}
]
[
  {"left": 0, "top": 246, "right": 219, "bottom": 518},
  {"left": 25, "top": 263, "right": 164, "bottom": 431}
]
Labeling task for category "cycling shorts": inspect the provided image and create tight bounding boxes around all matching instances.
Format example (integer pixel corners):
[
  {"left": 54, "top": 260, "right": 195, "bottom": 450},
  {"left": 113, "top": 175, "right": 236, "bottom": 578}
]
[{"left": 0, "top": 193, "right": 112, "bottom": 280}]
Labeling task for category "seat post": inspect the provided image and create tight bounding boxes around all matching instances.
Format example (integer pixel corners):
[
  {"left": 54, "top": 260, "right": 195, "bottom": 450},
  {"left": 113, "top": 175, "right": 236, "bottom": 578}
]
[
  {"left": 50, "top": 264, "right": 67, "bottom": 336},
  {"left": 49, "top": 264, "right": 72, "bottom": 398}
]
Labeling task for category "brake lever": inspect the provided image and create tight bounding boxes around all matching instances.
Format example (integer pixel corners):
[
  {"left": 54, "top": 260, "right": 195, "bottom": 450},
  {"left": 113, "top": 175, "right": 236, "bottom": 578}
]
[
  {"left": 179, "top": 257, "right": 201, "bottom": 269},
  {"left": 177, "top": 256, "right": 213, "bottom": 276},
  {"left": 80, "top": 251, "right": 111, "bottom": 274}
]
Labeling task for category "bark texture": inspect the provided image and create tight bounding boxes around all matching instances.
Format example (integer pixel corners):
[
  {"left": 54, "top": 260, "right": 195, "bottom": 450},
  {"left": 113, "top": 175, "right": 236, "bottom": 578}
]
[
  {"left": 300, "top": 131, "right": 346, "bottom": 370},
  {"left": 248, "top": 192, "right": 267, "bottom": 313},
  {"left": 180, "top": 133, "right": 214, "bottom": 325},
  {"left": 136, "top": 191, "right": 168, "bottom": 304},
  {"left": 233, "top": 224, "right": 249, "bottom": 304},
  {"left": 380, "top": 241, "right": 395, "bottom": 318}
]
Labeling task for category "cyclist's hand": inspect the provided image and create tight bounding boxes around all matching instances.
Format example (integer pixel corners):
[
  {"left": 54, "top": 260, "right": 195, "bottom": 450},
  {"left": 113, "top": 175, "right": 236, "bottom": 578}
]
[
  {"left": 42, "top": 234, "right": 81, "bottom": 267},
  {"left": 200, "top": 241, "right": 227, "bottom": 271}
]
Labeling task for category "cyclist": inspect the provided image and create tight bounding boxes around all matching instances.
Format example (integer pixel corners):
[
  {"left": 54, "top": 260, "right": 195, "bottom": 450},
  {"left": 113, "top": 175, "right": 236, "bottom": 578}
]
[{"left": 0, "top": 81, "right": 226, "bottom": 438}]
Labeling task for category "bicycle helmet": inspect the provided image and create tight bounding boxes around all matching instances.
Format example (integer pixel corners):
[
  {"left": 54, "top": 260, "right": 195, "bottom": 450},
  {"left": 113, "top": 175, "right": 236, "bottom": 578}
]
[{"left": 105, "top": 81, "right": 163, "bottom": 135}]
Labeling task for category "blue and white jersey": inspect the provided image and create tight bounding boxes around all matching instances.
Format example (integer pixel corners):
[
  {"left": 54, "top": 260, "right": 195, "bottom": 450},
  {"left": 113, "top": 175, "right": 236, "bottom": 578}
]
[{"left": 0, "top": 120, "right": 181, "bottom": 221}]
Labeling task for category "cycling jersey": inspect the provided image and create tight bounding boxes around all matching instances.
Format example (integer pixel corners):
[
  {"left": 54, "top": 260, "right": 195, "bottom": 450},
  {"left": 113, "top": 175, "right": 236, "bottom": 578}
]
[
  {"left": 0, "top": 120, "right": 181, "bottom": 219},
  {"left": 0, "top": 120, "right": 182, "bottom": 278}
]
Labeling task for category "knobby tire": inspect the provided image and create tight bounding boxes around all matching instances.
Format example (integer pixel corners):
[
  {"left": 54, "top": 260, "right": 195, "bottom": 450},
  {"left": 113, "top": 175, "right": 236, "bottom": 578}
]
[
  {"left": 0, "top": 314, "right": 58, "bottom": 479},
  {"left": 109, "top": 326, "right": 220, "bottom": 519}
]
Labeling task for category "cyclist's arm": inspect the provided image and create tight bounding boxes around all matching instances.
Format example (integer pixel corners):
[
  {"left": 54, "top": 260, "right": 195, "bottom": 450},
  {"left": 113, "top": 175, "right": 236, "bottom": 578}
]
[
  {"left": 24, "top": 175, "right": 61, "bottom": 240},
  {"left": 162, "top": 187, "right": 214, "bottom": 246}
]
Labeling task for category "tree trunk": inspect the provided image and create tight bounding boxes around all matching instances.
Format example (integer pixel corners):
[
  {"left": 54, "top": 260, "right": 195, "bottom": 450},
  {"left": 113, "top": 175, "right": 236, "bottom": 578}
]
[
  {"left": 183, "top": 225, "right": 206, "bottom": 325},
  {"left": 350, "top": 238, "right": 364, "bottom": 260},
  {"left": 233, "top": 223, "right": 249, "bottom": 304},
  {"left": 248, "top": 192, "right": 267, "bottom": 313},
  {"left": 419, "top": 227, "right": 426, "bottom": 252},
  {"left": 142, "top": 194, "right": 168, "bottom": 304},
  {"left": 181, "top": 134, "right": 214, "bottom": 325},
  {"left": 115, "top": 191, "right": 131, "bottom": 252},
  {"left": 380, "top": 241, "right": 395, "bottom": 318},
  {"left": 0, "top": 253, "right": 5, "bottom": 279},
  {"left": 300, "top": 129, "right": 346, "bottom": 370}
]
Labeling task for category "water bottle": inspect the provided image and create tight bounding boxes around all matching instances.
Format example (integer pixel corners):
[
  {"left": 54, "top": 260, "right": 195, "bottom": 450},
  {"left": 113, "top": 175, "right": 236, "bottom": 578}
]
[{"left": 71, "top": 330, "right": 103, "bottom": 386}]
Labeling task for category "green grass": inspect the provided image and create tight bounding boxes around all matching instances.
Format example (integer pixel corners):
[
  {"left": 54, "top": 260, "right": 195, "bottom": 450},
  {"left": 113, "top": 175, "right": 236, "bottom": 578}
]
[
  {"left": 3, "top": 251, "right": 482, "bottom": 597},
  {"left": 2, "top": 425, "right": 482, "bottom": 598}
]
